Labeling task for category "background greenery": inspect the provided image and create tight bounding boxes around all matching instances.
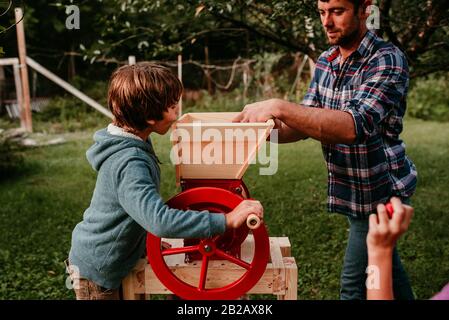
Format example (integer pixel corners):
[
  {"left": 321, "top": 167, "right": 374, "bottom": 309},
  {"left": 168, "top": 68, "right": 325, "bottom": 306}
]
[
  {"left": 0, "top": 0, "right": 448, "bottom": 300},
  {"left": 0, "top": 95, "right": 448, "bottom": 299}
]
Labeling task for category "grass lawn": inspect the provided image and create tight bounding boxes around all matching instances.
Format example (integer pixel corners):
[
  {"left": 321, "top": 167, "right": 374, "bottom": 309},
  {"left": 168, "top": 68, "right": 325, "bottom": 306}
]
[{"left": 0, "top": 117, "right": 448, "bottom": 299}]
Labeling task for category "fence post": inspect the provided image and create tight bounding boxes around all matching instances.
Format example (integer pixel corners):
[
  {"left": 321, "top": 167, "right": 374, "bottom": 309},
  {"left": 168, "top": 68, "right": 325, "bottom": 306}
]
[
  {"left": 15, "top": 7, "right": 32, "bottom": 132},
  {"left": 243, "top": 65, "right": 249, "bottom": 105},
  {"left": 13, "top": 63, "right": 24, "bottom": 127},
  {"left": 177, "top": 54, "right": 183, "bottom": 116},
  {"left": 204, "top": 45, "right": 213, "bottom": 95}
]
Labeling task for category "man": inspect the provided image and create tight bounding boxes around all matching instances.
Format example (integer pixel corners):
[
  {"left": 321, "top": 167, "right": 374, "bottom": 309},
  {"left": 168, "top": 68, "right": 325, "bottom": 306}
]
[{"left": 234, "top": 0, "right": 417, "bottom": 300}]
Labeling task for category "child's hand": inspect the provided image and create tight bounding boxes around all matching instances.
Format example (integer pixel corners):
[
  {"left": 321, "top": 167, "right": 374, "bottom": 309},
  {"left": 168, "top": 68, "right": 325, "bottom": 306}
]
[
  {"left": 367, "top": 197, "right": 414, "bottom": 254},
  {"left": 226, "top": 200, "right": 264, "bottom": 229}
]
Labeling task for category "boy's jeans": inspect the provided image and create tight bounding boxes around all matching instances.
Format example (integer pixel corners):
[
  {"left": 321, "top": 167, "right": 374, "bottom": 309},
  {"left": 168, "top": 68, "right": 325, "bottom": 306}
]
[{"left": 340, "top": 215, "right": 415, "bottom": 300}]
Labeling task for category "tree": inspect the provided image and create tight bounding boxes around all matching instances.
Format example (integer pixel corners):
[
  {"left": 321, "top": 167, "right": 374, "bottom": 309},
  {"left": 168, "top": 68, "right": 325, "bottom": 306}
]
[
  {"left": 75, "top": 0, "right": 251, "bottom": 63},
  {"left": 2, "top": 1, "right": 447, "bottom": 79},
  {"left": 0, "top": 0, "right": 15, "bottom": 56},
  {"left": 377, "top": 0, "right": 449, "bottom": 77},
  {"left": 194, "top": 0, "right": 449, "bottom": 78},
  {"left": 192, "top": 0, "right": 323, "bottom": 60},
  {"left": 80, "top": 0, "right": 448, "bottom": 78}
]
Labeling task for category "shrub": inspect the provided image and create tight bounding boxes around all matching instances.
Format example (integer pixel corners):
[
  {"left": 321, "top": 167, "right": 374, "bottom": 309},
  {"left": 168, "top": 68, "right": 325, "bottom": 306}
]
[
  {"left": 32, "top": 96, "right": 108, "bottom": 133},
  {"left": 407, "top": 74, "right": 449, "bottom": 122},
  {"left": 0, "top": 133, "right": 24, "bottom": 178}
]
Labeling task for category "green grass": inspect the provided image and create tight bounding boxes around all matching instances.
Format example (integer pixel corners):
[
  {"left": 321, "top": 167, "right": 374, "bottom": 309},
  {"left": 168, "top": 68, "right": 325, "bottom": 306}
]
[{"left": 0, "top": 116, "right": 448, "bottom": 300}]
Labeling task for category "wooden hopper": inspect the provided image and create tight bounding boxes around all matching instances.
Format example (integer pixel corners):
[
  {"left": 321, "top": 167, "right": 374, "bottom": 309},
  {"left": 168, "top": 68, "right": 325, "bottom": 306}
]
[{"left": 171, "top": 112, "right": 274, "bottom": 184}]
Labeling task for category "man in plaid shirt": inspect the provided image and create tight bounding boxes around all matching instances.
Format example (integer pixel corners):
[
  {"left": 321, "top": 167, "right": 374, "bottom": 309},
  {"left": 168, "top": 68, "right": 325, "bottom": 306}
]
[{"left": 234, "top": 0, "right": 417, "bottom": 299}]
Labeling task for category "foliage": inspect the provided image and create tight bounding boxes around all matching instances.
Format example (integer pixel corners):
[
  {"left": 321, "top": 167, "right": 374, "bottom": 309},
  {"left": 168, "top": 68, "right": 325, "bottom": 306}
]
[
  {"left": 0, "top": 115, "right": 448, "bottom": 299},
  {"left": 0, "top": 132, "right": 24, "bottom": 178},
  {"left": 64, "top": 0, "right": 232, "bottom": 63},
  {"left": 69, "top": 0, "right": 320, "bottom": 63},
  {"left": 407, "top": 73, "right": 449, "bottom": 122},
  {"left": 197, "top": 0, "right": 323, "bottom": 59},
  {"left": 1, "top": 1, "right": 447, "bottom": 82},
  {"left": 32, "top": 95, "right": 109, "bottom": 134},
  {"left": 378, "top": 0, "right": 449, "bottom": 78},
  {"left": 198, "top": 0, "right": 449, "bottom": 78},
  {"left": 57, "top": 0, "right": 449, "bottom": 79}
]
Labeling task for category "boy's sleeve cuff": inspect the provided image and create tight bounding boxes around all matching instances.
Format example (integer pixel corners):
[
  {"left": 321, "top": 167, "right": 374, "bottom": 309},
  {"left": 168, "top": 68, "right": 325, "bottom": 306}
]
[{"left": 208, "top": 212, "right": 226, "bottom": 236}]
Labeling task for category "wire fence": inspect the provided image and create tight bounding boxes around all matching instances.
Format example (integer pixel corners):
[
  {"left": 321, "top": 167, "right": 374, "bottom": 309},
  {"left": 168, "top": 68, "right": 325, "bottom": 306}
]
[{"left": 0, "top": 52, "right": 314, "bottom": 119}]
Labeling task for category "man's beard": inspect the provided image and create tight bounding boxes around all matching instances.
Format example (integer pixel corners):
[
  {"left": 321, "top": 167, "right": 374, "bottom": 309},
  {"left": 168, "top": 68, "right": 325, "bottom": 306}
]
[
  {"left": 327, "top": 27, "right": 360, "bottom": 46},
  {"left": 326, "top": 15, "right": 361, "bottom": 47}
]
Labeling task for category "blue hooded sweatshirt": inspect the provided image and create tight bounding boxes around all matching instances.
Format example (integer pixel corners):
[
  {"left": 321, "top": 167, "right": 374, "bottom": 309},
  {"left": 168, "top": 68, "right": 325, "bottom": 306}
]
[{"left": 69, "top": 128, "right": 226, "bottom": 289}]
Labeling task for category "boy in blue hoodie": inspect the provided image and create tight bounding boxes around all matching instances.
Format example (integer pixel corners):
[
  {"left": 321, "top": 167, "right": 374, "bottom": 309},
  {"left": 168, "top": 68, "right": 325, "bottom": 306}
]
[{"left": 67, "top": 63, "right": 263, "bottom": 300}]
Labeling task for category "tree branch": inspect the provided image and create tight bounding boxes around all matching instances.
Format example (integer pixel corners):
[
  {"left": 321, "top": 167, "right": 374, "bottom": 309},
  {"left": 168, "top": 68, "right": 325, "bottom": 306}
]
[
  {"left": 408, "top": 1, "right": 449, "bottom": 61},
  {"left": 378, "top": 0, "right": 403, "bottom": 50},
  {"left": 411, "top": 62, "right": 449, "bottom": 78},
  {"left": 207, "top": 9, "right": 317, "bottom": 60}
]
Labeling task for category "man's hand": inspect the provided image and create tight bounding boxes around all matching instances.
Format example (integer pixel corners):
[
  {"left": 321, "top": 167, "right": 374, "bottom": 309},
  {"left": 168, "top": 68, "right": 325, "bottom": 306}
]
[
  {"left": 225, "top": 200, "right": 264, "bottom": 229},
  {"left": 233, "top": 98, "right": 355, "bottom": 144},
  {"left": 233, "top": 99, "right": 306, "bottom": 143},
  {"left": 233, "top": 99, "right": 282, "bottom": 123},
  {"left": 367, "top": 197, "right": 414, "bottom": 254}
]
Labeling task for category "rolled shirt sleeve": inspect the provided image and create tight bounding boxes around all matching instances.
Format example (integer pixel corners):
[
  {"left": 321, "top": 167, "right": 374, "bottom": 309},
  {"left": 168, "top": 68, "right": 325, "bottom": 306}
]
[
  {"left": 301, "top": 71, "right": 321, "bottom": 108},
  {"left": 341, "top": 51, "right": 409, "bottom": 144}
]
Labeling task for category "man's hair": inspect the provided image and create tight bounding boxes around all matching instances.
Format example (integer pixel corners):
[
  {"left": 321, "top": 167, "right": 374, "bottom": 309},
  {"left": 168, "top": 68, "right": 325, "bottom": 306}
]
[
  {"left": 108, "top": 62, "right": 182, "bottom": 132},
  {"left": 319, "top": 0, "right": 363, "bottom": 12}
]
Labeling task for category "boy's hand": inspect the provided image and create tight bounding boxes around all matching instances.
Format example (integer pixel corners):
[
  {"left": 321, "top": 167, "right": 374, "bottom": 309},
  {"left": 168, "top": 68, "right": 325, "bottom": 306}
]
[
  {"left": 226, "top": 200, "right": 264, "bottom": 229},
  {"left": 367, "top": 197, "right": 414, "bottom": 254}
]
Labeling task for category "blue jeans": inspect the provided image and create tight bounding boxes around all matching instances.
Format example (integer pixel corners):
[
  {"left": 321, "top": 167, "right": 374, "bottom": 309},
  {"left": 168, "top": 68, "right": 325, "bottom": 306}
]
[{"left": 340, "top": 215, "right": 415, "bottom": 300}]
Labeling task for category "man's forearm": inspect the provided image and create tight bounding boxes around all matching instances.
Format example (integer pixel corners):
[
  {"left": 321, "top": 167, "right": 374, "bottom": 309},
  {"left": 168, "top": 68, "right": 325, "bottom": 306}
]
[
  {"left": 277, "top": 121, "right": 308, "bottom": 143},
  {"left": 273, "top": 101, "right": 357, "bottom": 145}
]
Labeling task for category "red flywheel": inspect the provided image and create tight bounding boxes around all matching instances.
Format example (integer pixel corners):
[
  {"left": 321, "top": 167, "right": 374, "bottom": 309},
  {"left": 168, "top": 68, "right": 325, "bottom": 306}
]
[{"left": 146, "top": 187, "right": 270, "bottom": 300}]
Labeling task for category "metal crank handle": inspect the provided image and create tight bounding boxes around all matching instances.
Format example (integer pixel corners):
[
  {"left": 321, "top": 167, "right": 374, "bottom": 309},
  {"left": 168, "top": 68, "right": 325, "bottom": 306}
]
[{"left": 246, "top": 214, "right": 262, "bottom": 229}]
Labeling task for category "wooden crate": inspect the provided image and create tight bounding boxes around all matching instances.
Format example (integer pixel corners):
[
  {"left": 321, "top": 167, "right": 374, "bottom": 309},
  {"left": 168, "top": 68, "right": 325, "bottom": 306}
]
[
  {"left": 171, "top": 112, "right": 274, "bottom": 184},
  {"left": 122, "top": 236, "right": 297, "bottom": 300}
]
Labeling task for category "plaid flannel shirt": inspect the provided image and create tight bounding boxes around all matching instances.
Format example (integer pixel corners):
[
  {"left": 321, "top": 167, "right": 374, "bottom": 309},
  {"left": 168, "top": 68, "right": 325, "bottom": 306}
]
[{"left": 302, "top": 31, "right": 417, "bottom": 218}]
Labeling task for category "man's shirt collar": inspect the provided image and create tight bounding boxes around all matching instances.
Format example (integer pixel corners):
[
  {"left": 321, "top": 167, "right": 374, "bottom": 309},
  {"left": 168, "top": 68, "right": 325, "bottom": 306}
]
[{"left": 326, "top": 30, "right": 377, "bottom": 63}]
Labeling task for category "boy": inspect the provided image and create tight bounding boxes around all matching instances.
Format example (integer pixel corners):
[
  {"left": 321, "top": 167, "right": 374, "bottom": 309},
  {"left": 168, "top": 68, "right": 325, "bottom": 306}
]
[{"left": 67, "top": 63, "right": 263, "bottom": 300}]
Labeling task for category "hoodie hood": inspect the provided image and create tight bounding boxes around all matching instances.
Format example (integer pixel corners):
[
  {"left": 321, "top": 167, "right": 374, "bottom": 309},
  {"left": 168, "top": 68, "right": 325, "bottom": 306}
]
[{"left": 86, "top": 128, "right": 156, "bottom": 171}]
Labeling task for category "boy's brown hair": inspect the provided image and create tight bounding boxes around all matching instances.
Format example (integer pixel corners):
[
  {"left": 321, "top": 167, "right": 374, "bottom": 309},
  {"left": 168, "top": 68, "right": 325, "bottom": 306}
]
[{"left": 108, "top": 62, "right": 182, "bottom": 133}]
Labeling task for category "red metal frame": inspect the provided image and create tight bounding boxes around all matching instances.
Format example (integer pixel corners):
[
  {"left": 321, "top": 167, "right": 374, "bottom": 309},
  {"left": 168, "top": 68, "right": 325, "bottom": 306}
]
[
  {"left": 146, "top": 183, "right": 270, "bottom": 300},
  {"left": 180, "top": 179, "right": 250, "bottom": 198}
]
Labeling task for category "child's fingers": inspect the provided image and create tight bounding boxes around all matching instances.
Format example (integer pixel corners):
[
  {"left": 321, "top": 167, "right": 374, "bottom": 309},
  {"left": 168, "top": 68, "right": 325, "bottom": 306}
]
[
  {"left": 390, "top": 197, "right": 404, "bottom": 211},
  {"left": 248, "top": 201, "right": 263, "bottom": 218},
  {"left": 390, "top": 197, "right": 405, "bottom": 224},
  {"left": 240, "top": 200, "right": 263, "bottom": 218},
  {"left": 369, "top": 212, "right": 379, "bottom": 230},
  {"left": 401, "top": 204, "right": 414, "bottom": 231},
  {"left": 376, "top": 203, "right": 389, "bottom": 226}
]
